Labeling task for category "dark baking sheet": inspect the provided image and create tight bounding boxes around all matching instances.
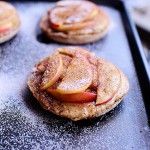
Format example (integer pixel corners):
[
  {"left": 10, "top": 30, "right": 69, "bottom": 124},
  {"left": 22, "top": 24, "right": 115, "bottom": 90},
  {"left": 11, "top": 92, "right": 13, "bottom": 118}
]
[{"left": 0, "top": 0, "right": 150, "bottom": 149}]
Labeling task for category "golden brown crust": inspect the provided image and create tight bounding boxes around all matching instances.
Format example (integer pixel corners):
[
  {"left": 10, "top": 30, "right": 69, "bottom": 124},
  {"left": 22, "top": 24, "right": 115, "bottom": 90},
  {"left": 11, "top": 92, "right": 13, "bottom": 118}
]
[
  {"left": 28, "top": 48, "right": 129, "bottom": 121},
  {"left": 40, "top": 1, "right": 109, "bottom": 44},
  {"left": 0, "top": 1, "right": 21, "bottom": 43}
]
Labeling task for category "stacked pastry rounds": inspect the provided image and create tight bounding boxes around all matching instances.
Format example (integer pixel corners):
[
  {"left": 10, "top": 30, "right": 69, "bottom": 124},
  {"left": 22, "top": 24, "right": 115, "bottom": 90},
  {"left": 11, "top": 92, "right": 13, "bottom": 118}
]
[
  {"left": 0, "top": 1, "right": 21, "bottom": 44},
  {"left": 40, "top": 0, "right": 110, "bottom": 44},
  {"left": 28, "top": 47, "right": 129, "bottom": 121}
]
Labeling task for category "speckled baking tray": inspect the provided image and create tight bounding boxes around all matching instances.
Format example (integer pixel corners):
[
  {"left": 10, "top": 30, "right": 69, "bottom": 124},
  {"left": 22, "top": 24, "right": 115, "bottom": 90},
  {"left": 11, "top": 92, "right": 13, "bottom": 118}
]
[{"left": 0, "top": 0, "right": 150, "bottom": 149}]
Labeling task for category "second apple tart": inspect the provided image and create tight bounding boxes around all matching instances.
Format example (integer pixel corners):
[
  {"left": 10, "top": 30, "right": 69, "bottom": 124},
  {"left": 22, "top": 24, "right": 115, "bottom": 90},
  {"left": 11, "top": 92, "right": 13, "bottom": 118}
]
[{"left": 40, "top": 0, "right": 110, "bottom": 44}]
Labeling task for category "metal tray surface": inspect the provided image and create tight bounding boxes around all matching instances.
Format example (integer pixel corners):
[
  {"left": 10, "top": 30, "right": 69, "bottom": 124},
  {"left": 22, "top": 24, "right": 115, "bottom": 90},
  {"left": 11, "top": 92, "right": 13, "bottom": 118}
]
[{"left": 0, "top": 1, "right": 150, "bottom": 150}]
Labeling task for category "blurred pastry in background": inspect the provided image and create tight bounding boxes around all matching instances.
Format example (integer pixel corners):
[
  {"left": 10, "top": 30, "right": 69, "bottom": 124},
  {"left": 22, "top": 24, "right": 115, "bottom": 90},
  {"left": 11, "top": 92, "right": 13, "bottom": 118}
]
[
  {"left": 129, "top": 0, "right": 150, "bottom": 64},
  {"left": 0, "top": 1, "right": 21, "bottom": 44},
  {"left": 131, "top": 1, "right": 150, "bottom": 33},
  {"left": 40, "top": 0, "right": 110, "bottom": 44}
]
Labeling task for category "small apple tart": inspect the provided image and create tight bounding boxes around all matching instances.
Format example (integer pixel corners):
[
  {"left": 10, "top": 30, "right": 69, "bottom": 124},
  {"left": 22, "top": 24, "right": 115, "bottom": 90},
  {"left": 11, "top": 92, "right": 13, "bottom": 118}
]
[
  {"left": 40, "top": 0, "right": 109, "bottom": 44},
  {"left": 28, "top": 47, "right": 129, "bottom": 121},
  {"left": 0, "top": 1, "right": 21, "bottom": 44}
]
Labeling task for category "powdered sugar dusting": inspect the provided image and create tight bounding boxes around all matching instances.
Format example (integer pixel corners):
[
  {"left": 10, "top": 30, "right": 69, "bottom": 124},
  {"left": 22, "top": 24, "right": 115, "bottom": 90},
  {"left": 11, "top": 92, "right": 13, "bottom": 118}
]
[
  {"left": 57, "top": 56, "right": 93, "bottom": 93},
  {"left": 0, "top": 1, "right": 149, "bottom": 150}
]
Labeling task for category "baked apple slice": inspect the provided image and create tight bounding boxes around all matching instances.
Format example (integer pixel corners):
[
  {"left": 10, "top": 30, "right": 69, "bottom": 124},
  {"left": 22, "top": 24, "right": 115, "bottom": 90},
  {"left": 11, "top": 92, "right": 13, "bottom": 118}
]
[
  {"left": 58, "top": 47, "right": 95, "bottom": 60},
  {"left": 58, "top": 47, "right": 75, "bottom": 57},
  {"left": 57, "top": 56, "right": 93, "bottom": 94},
  {"left": 41, "top": 54, "right": 63, "bottom": 90},
  {"left": 0, "top": 27, "right": 9, "bottom": 33},
  {"left": 60, "top": 54, "right": 72, "bottom": 79},
  {"left": 0, "top": 23, "right": 12, "bottom": 33},
  {"left": 36, "top": 57, "right": 49, "bottom": 73},
  {"left": 96, "top": 60, "right": 121, "bottom": 105},
  {"left": 47, "top": 89, "right": 96, "bottom": 103}
]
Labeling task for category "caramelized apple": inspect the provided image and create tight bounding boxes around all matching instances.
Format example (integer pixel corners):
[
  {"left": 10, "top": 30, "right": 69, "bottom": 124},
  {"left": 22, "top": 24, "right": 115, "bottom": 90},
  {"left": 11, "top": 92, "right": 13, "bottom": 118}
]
[
  {"left": 36, "top": 57, "right": 49, "bottom": 73},
  {"left": 49, "top": 0, "right": 99, "bottom": 31},
  {"left": 60, "top": 54, "right": 72, "bottom": 79},
  {"left": 47, "top": 89, "right": 96, "bottom": 103},
  {"left": 58, "top": 47, "right": 75, "bottom": 57},
  {"left": 0, "top": 23, "right": 12, "bottom": 33},
  {"left": 96, "top": 60, "right": 121, "bottom": 105},
  {"left": 41, "top": 54, "right": 63, "bottom": 90},
  {"left": 39, "top": 48, "right": 122, "bottom": 105},
  {"left": 57, "top": 56, "right": 93, "bottom": 94},
  {"left": 58, "top": 47, "right": 94, "bottom": 59}
]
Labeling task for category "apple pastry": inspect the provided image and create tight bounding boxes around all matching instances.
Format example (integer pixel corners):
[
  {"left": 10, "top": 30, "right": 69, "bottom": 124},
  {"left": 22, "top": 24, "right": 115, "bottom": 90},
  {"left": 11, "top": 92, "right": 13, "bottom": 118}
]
[
  {"left": 28, "top": 47, "right": 129, "bottom": 121},
  {"left": 0, "top": 1, "right": 21, "bottom": 44},
  {"left": 40, "top": 0, "right": 109, "bottom": 44}
]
